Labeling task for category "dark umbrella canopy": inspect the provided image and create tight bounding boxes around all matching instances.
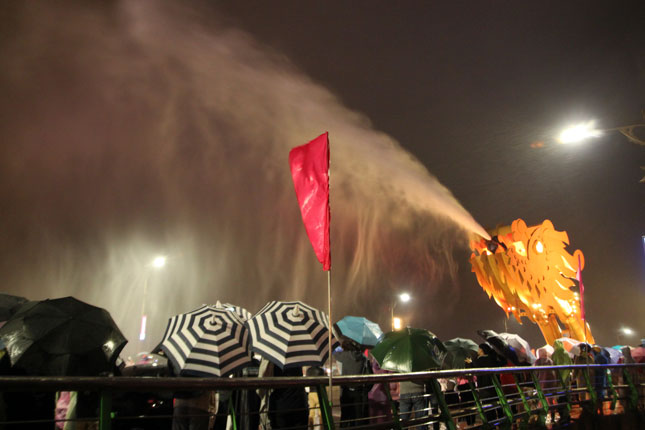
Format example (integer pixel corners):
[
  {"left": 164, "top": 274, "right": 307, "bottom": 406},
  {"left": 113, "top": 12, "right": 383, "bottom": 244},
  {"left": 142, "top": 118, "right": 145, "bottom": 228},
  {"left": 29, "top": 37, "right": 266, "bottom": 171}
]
[
  {"left": 0, "top": 297, "right": 127, "bottom": 376},
  {"left": 444, "top": 337, "right": 479, "bottom": 369},
  {"left": 477, "top": 329, "right": 520, "bottom": 365},
  {"left": 371, "top": 328, "right": 448, "bottom": 373},
  {"left": 0, "top": 293, "right": 28, "bottom": 321}
]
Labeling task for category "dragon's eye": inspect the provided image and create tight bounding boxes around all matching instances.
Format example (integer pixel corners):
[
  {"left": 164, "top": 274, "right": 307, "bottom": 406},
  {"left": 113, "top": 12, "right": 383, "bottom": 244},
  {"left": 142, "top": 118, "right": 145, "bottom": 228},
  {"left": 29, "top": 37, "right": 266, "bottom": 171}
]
[{"left": 535, "top": 241, "right": 544, "bottom": 253}]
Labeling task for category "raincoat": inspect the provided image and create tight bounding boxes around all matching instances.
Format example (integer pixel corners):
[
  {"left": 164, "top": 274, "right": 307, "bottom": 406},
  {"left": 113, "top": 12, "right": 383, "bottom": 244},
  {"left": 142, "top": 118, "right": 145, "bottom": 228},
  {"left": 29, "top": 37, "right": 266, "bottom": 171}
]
[{"left": 551, "top": 340, "right": 572, "bottom": 385}]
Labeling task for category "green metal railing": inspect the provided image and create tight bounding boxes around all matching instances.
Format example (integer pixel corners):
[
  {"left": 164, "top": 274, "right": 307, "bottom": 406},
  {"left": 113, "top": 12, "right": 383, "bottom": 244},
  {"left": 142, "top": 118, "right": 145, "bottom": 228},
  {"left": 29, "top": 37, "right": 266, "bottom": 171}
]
[{"left": 0, "top": 363, "right": 642, "bottom": 429}]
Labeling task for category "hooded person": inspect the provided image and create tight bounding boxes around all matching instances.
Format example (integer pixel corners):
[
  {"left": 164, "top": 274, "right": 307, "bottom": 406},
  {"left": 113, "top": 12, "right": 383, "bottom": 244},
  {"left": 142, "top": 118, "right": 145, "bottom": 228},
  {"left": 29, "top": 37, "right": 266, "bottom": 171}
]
[
  {"left": 551, "top": 340, "right": 573, "bottom": 422},
  {"left": 551, "top": 340, "right": 572, "bottom": 385}
]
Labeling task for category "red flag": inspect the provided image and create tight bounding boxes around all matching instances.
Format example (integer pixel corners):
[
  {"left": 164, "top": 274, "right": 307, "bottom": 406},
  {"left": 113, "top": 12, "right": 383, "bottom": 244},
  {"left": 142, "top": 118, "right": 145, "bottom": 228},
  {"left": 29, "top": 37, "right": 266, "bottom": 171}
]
[
  {"left": 289, "top": 132, "right": 331, "bottom": 270},
  {"left": 576, "top": 254, "right": 585, "bottom": 321}
]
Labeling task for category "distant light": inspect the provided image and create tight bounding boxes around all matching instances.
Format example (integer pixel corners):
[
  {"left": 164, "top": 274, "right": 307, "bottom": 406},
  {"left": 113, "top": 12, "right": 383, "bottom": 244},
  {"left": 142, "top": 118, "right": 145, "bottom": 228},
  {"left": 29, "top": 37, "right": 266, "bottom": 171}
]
[
  {"left": 152, "top": 256, "right": 167, "bottom": 268},
  {"left": 393, "top": 317, "right": 403, "bottom": 330},
  {"left": 139, "top": 315, "right": 147, "bottom": 341},
  {"left": 535, "top": 241, "right": 544, "bottom": 254},
  {"left": 399, "top": 293, "right": 411, "bottom": 303},
  {"left": 622, "top": 327, "right": 634, "bottom": 336},
  {"left": 558, "top": 121, "right": 602, "bottom": 144}
]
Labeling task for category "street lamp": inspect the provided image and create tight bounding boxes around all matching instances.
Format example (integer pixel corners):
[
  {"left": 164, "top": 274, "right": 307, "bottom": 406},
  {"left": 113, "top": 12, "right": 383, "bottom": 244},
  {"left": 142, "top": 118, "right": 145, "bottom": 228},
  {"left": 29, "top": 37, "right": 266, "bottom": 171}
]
[
  {"left": 557, "top": 118, "right": 645, "bottom": 182},
  {"left": 152, "top": 256, "right": 166, "bottom": 268},
  {"left": 391, "top": 292, "right": 411, "bottom": 331},
  {"left": 558, "top": 121, "right": 602, "bottom": 144},
  {"left": 140, "top": 255, "right": 166, "bottom": 341},
  {"left": 558, "top": 120, "right": 645, "bottom": 145},
  {"left": 617, "top": 326, "right": 634, "bottom": 345}
]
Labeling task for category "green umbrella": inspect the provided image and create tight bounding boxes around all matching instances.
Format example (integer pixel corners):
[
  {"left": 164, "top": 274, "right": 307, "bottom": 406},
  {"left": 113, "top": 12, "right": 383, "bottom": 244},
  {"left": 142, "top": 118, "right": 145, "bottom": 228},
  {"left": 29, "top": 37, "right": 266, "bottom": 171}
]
[
  {"left": 371, "top": 327, "right": 447, "bottom": 372},
  {"left": 444, "top": 337, "right": 479, "bottom": 369}
]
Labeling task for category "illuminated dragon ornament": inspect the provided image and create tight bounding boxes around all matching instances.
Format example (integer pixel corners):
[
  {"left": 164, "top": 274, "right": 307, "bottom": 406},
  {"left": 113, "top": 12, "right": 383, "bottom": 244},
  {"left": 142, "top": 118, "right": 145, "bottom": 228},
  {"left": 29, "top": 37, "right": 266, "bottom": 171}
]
[{"left": 469, "top": 219, "right": 593, "bottom": 345}]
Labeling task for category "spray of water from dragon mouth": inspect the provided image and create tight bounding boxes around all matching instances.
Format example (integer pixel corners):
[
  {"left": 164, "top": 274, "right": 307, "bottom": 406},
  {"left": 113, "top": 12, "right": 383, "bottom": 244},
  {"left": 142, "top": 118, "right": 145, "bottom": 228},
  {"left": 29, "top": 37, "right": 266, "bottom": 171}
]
[{"left": 0, "top": 1, "right": 488, "bottom": 355}]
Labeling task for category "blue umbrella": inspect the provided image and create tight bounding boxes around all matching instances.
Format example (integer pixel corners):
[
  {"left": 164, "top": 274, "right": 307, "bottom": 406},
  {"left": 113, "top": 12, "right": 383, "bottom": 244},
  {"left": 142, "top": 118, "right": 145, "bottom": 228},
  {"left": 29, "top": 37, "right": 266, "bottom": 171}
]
[{"left": 336, "top": 316, "right": 383, "bottom": 347}]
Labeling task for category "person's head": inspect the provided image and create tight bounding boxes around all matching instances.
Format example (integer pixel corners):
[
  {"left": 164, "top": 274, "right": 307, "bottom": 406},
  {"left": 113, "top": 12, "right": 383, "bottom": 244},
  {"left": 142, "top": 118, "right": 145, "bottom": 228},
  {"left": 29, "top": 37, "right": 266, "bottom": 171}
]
[
  {"left": 306, "top": 366, "right": 325, "bottom": 377},
  {"left": 538, "top": 348, "right": 548, "bottom": 359},
  {"left": 479, "top": 343, "right": 493, "bottom": 356}
]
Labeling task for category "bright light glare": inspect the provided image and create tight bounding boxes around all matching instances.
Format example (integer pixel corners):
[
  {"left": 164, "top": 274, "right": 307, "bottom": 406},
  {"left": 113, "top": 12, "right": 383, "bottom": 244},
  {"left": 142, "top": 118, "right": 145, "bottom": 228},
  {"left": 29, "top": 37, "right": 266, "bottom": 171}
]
[
  {"left": 152, "top": 255, "right": 167, "bottom": 268},
  {"left": 399, "top": 292, "right": 411, "bottom": 303},
  {"left": 558, "top": 121, "right": 602, "bottom": 143},
  {"left": 139, "top": 315, "right": 147, "bottom": 341},
  {"left": 393, "top": 317, "right": 403, "bottom": 330},
  {"left": 621, "top": 327, "right": 634, "bottom": 336}
]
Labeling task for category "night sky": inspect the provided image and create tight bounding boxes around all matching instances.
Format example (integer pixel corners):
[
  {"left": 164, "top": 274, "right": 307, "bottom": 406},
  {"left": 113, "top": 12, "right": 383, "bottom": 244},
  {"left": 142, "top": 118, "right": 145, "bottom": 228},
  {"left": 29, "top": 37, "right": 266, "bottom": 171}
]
[{"left": 1, "top": 1, "right": 643, "bottom": 355}]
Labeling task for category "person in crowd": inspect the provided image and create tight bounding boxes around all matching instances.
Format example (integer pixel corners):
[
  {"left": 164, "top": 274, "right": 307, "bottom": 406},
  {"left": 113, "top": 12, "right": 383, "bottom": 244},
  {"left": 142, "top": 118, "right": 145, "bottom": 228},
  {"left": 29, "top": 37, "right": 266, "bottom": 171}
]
[
  {"left": 591, "top": 347, "right": 608, "bottom": 411},
  {"left": 621, "top": 345, "right": 644, "bottom": 409},
  {"left": 465, "top": 343, "right": 503, "bottom": 424},
  {"left": 336, "top": 341, "right": 371, "bottom": 427},
  {"left": 534, "top": 348, "right": 557, "bottom": 422},
  {"left": 306, "top": 366, "right": 325, "bottom": 429},
  {"left": 455, "top": 373, "right": 477, "bottom": 426},
  {"left": 269, "top": 366, "right": 308, "bottom": 430},
  {"left": 572, "top": 343, "right": 595, "bottom": 404},
  {"left": 551, "top": 340, "right": 572, "bottom": 423},
  {"left": 399, "top": 378, "right": 427, "bottom": 430},
  {"left": 172, "top": 389, "right": 212, "bottom": 430},
  {"left": 257, "top": 358, "right": 274, "bottom": 430},
  {"left": 368, "top": 357, "right": 399, "bottom": 425}
]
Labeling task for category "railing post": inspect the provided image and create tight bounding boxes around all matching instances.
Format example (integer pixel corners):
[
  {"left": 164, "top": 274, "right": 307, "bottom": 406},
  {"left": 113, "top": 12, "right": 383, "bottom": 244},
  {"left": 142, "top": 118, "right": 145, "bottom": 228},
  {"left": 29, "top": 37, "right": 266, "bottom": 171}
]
[
  {"left": 316, "top": 384, "right": 335, "bottom": 430},
  {"left": 228, "top": 395, "right": 238, "bottom": 430},
  {"left": 428, "top": 378, "right": 456, "bottom": 430},
  {"left": 582, "top": 368, "right": 598, "bottom": 412},
  {"left": 605, "top": 369, "right": 618, "bottom": 411},
  {"left": 99, "top": 391, "right": 112, "bottom": 430},
  {"left": 491, "top": 374, "right": 514, "bottom": 427},
  {"left": 530, "top": 372, "right": 550, "bottom": 413},
  {"left": 467, "top": 379, "right": 490, "bottom": 428},
  {"left": 512, "top": 373, "right": 531, "bottom": 427},
  {"left": 383, "top": 382, "right": 401, "bottom": 430},
  {"left": 622, "top": 367, "right": 639, "bottom": 411},
  {"left": 555, "top": 371, "right": 571, "bottom": 422}
]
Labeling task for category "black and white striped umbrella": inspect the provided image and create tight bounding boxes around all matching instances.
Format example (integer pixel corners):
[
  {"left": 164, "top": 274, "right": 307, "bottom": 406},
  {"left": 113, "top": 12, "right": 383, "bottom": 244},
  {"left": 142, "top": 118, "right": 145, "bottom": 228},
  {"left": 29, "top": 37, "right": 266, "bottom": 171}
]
[
  {"left": 246, "top": 300, "right": 337, "bottom": 369},
  {"left": 159, "top": 305, "right": 251, "bottom": 377},
  {"left": 216, "top": 301, "right": 252, "bottom": 321}
]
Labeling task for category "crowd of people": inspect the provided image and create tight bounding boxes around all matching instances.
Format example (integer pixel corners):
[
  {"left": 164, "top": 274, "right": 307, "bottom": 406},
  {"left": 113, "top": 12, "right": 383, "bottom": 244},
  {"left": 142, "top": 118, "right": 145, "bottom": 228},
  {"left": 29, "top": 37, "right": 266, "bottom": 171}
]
[{"left": 1, "top": 337, "right": 643, "bottom": 430}]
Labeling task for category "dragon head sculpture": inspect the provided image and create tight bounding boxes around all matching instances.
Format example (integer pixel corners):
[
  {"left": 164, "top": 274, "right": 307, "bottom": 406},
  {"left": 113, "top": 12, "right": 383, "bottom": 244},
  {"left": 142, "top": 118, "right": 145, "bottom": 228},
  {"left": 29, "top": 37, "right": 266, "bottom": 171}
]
[{"left": 470, "top": 219, "right": 593, "bottom": 345}]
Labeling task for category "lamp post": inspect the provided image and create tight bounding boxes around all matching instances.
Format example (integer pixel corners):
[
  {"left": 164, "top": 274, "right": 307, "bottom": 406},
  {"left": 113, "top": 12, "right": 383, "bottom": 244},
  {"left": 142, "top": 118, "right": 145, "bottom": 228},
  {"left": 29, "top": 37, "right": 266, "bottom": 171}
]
[
  {"left": 139, "top": 255, "right": 166, "bottom": 342},
  {"left": 391, "top": 292, "right": 411, "bottom": 331}
]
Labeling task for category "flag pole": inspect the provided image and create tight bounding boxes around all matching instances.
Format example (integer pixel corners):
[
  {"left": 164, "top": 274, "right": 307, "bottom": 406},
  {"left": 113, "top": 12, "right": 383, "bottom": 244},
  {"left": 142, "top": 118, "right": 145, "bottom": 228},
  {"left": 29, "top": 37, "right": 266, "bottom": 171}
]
[
  {"left": 327, "top": 137, "right": 333, "bottom": 405},
  {"left": 327, "top": 268, "right": 333, "bottom": 403}
]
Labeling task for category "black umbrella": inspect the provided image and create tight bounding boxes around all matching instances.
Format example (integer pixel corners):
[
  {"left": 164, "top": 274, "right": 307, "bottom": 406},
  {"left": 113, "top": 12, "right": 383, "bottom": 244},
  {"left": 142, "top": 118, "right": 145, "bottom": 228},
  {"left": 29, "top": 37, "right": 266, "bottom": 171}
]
[
  {"left": 0, "top": 296, "right": 127, "bottom": 376},
  {"left": 477, "top": 329, "right": 520, "bottom": 365},
  {"left": 0, "top": 293, "right": 28, "bottom": 321}
]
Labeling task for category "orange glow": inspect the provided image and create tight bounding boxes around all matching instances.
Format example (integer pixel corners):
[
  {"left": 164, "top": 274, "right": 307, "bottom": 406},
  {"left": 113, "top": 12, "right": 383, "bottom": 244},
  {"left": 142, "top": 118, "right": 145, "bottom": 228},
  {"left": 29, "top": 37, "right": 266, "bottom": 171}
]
[{"left": 469, "top": 219, "right": 593, "bottom": 345}]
